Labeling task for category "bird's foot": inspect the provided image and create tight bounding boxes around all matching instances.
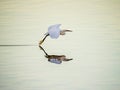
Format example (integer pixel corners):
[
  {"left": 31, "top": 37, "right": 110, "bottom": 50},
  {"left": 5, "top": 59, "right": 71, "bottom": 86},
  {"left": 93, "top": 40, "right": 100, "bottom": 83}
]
[{"left": 39, "top": 40, "right": 43, "bottom": 46}]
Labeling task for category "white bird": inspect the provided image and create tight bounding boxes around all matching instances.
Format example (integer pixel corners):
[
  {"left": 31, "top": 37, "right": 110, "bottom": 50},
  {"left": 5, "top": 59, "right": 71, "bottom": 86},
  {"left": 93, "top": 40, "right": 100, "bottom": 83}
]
[{"left": 39, "top": 24, "right": 72, "bottom": 45}]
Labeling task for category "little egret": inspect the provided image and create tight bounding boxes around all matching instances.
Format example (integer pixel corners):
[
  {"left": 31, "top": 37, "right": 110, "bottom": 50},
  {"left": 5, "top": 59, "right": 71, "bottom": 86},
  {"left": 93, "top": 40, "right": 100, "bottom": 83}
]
[
  {"left": 39, "top": 24, "right": 72, "bottom": 45},
  {"left": 39, "top": 46, "right": 73, "bottom": 64}
]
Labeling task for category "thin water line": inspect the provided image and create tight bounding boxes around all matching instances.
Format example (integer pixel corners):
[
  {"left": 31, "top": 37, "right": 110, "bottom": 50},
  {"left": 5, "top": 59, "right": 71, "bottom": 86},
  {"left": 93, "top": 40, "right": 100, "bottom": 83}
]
[{"left": 0, "top": 45, "right": 38, "bottom": 47}]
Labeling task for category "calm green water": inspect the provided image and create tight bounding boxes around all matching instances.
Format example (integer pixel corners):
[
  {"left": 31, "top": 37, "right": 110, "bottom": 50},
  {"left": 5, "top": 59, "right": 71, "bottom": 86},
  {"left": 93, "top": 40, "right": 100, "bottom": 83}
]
[{"left": 0, "top": 0, "right": 120, "bottom": 90}]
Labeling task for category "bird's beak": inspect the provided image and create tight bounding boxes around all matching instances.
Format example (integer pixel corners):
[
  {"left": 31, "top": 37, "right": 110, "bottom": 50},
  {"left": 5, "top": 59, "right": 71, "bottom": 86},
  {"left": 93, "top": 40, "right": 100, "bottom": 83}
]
[
  {"left": 66, "top": 30, "right": 72, "bottom": 32},
  {"left": 62, "top": 30, "right": 72, "bottom": 32},
  {"left": 67, "top": 58, "right": 73, "bottom": 60},
  {"left": 64, "top": 58, "right": 73, "bottom": 61}
]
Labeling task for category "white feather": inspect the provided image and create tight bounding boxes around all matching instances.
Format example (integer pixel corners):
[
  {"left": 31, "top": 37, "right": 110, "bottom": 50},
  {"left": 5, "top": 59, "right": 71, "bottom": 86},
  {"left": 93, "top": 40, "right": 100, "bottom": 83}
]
[{"left": 47, "top": 24, "right": 61, "bottom": 39}]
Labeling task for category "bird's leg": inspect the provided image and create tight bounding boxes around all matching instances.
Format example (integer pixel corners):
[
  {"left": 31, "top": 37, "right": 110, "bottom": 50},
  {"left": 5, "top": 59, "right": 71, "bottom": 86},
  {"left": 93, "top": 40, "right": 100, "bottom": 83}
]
[
  {"left": 39, "top": 40, "right": 44, "bottom": 46},
  {"left": 39, "top": 46, "right": 48, "bottom": 56},
  {"left": 39, "top": 34, "right": 49, "bottom": 46}
]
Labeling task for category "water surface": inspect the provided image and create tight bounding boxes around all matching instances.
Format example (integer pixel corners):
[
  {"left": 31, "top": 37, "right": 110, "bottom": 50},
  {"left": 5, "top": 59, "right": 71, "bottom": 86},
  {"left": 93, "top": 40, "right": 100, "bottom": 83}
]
[{"left": 0, "top": 0, "right": 120, "bottom": 90}]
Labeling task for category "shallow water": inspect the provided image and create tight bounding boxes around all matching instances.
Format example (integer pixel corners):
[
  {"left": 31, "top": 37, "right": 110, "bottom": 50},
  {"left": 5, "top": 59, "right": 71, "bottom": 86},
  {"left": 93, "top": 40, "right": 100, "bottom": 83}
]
[{"left": 0, "top": 0, "right": 120, "bottom": 90}]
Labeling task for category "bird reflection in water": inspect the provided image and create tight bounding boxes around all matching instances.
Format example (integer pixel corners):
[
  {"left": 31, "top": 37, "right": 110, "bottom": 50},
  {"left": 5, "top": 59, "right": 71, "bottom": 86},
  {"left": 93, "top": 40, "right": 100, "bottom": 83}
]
[{"left": 39, "top": 46, "right": 73, "bottom": 64}]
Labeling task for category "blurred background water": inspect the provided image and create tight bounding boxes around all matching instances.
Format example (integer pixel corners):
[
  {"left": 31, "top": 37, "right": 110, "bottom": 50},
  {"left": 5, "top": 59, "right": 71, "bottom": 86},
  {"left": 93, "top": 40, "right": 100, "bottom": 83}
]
[{"left": 0, "top": 0, "right": 120, "bottom": 90}]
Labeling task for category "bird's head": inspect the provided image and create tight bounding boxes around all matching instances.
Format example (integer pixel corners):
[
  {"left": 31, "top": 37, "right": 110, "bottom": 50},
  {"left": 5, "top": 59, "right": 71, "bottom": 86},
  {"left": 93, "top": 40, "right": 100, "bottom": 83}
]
[{"left": 60, "top": 30, "right": 72, "bottom": 35}]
